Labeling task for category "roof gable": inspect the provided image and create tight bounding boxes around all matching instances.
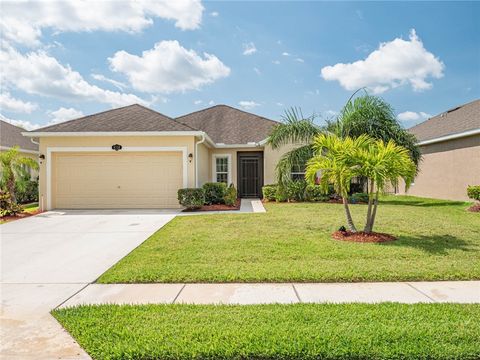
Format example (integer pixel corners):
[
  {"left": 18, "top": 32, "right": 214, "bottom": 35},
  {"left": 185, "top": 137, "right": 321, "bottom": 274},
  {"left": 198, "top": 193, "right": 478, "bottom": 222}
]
[
  {"left": 409, "top": 99, "right": 480, "bottom": 142},
  {"left": 0, "top": 120, "right": 38, "bottom": 152},
  {"left": 31, "top": 104, "right": 194, "bottom": 133},
  {"left": 176, "top": 105, "right": 278, "bottom": 144}
]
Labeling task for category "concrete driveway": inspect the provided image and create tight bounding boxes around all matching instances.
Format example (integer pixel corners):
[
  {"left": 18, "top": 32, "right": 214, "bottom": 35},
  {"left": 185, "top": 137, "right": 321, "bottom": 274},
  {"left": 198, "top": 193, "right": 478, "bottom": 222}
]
[{"left": 1, "top": 209, "right": 179, "bottom": 360}]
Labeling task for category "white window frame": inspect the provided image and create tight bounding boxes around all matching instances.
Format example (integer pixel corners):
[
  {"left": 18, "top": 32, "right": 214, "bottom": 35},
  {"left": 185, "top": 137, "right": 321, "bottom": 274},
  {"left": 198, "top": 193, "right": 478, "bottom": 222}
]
[
  {"left": 46, "top": 146, "right": 188, "bottom": 210},
  {"left": 212, "top": 154, "right": 232, "bottom": 184}
]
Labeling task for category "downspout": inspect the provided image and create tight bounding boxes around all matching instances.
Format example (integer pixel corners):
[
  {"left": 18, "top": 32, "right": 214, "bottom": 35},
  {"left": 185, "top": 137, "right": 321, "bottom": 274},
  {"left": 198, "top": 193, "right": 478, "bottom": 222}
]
[
  {"left": 195, "top": 133, "right": 206, "bottom": 188},
  {"left": 30, "top": 138, "right": 39, "bottom": 145}
]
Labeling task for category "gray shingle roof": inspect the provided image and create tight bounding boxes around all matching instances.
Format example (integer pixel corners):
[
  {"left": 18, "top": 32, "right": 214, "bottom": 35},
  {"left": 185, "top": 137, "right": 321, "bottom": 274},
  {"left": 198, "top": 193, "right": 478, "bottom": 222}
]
[
  {"left": 31, "top": 104, "right": 195, "bottom": 132},
  {"left": 409, "top": 99, "right": 480, "bottom": 142},
  {"left": 0, "top": 120, "right": 38, "bottom": 152},
  {"left": 176, "top": 105, "right": 278, "bottom": 144}
]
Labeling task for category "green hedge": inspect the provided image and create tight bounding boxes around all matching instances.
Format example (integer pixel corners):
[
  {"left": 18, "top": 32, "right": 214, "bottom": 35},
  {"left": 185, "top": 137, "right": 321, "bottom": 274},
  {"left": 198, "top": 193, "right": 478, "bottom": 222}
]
[
  {"left": 349, "top": 192, "right": 369, "bottom": 204},
  {"left": 262, "top": 182, "right": 332, "bottom": 203},
  {"left": 262, "top": 184, "right": 277, "bottom": 201},
  {"left": 203, "top": 182, "right": 227, "bottom": 205},
  {"left": 467, "top": 185, "right": 480, "bottom": 201},
  {"left": 177, "top": 188, "right": 205, "bottom": 209},
  {"left": 223, "top": 184, "right": 237, "bottom": 206},
  {"left": 15, "top": 180, "right": 38, "bottom": 204}
]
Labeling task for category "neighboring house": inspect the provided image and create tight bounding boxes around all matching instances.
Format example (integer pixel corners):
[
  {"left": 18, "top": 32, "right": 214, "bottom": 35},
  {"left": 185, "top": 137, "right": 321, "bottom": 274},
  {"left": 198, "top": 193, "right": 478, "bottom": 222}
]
[
  {"left": 397, "top": 99, "right": 480, "bottom": 201},
  {"left": 0, "top": 120, "right": 39, "bottom": 179},
  {"left": 23, "top": 104, "right": 290, "bottom": 210}
]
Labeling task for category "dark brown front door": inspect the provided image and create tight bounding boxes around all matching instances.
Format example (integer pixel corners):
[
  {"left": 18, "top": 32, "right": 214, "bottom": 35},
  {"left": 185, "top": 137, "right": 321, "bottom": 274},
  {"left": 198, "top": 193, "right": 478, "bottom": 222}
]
[{"left": 237, "top": 152, "right": 263, "bottom": 198}]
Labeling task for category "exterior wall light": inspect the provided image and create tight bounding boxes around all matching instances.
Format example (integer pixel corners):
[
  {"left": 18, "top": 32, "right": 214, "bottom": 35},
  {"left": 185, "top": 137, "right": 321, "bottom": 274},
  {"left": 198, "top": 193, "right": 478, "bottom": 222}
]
[
  {"left": 188, "top": 153, "right": 193, "bottom": 163},
  {"left": 39, "top": 154, "right": 45, "bottom": 160},
  {"left": 112, "top": 144, "right": 122, "bottom": 151}
]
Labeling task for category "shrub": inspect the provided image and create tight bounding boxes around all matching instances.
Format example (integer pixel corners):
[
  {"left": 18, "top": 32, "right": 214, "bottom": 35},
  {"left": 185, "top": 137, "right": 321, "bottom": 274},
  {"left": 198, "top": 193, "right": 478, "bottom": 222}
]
[
  {"left": 286, "top": 180, "right": 307, "bottom": 202},
  {"left": 467, "top": 185, "right": 480, "bottom": 201},
  {"left": 15, "top": 180, "right": 38, "bottom": 204},
  {"left": 262, "top": 184, "right": 278, "bottom": 201},
  {"left": 0, "top": 190, "right": 23, "bottom": 217},
  {"left": 350, "top": 192, "right": 369, "bottom": 204},
  {"left": 203, "top": 182, "right": 227, "bottom": 205},
  {"left": 223, "top": 184, "right": 237, "bottom": 206},
  {"left": 177, "top": 188, "right": 205, "bottom": 210},
  {"left": 305, "top": 184, "right": 330, "bottom": 202},
  {"left": 275, "top": 185, "right": 288, "bottom": 202}
]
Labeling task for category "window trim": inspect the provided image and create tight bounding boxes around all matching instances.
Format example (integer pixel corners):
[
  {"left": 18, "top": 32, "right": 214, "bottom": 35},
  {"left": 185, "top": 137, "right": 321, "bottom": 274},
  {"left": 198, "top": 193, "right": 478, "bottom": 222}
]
[{"left": 212, "top": 154, "right": 232, "bottom": 184}]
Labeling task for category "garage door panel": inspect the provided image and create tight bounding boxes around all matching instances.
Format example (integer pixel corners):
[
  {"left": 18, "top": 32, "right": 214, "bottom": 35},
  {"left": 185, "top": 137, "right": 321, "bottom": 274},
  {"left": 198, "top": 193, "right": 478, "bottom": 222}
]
[{"left": 53, "top": 152, "right": 183, "bottom": 208}]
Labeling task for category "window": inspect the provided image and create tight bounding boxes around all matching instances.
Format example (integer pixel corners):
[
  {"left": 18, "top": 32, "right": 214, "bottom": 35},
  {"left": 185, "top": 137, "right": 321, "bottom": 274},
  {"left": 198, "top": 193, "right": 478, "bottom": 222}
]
[
  {"left": 214, "top": 155, "right": 230, "bottom": 183},
  {"left": 291, "top": 163, "right": 305, "bottom": 181}
]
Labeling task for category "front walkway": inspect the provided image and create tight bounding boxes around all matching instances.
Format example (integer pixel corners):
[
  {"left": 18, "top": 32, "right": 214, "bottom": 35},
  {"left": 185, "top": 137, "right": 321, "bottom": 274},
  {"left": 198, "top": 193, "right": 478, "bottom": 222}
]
[{"left": 59, "top": 281, "right": 480, "bottom": 307}]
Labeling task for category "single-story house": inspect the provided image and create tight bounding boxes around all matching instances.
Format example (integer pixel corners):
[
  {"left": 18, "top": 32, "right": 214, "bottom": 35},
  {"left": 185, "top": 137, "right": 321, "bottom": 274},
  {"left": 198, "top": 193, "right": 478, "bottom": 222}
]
[
  {"left": 23, "top": 104, "right": 290, "bottom": 210},
  {"left": 397, "top": 99, "right": 480, "bottom": 201},
  {"left": 1, "top": 119, "right": 39, "bottom": 178}
]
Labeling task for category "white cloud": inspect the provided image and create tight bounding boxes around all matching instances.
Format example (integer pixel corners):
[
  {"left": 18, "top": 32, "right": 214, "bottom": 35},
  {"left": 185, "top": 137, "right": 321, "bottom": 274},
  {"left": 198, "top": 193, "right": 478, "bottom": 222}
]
[
  {"left": 194, "top": 100, "right": 203, "bottom": 105},
  {"left": 208, "top": 100, "right": 215, "bottom": 105},
  {"left": 109, "top": 40, "right": 230, "bottom": 93},
  {"left": 48, "top": 107, "right": 84, "bottom": 124},
  {"left": 276, "top": 102, "right": 284, "bottom": 107},
  {"left": 282, "top": 52, "right": 290, "bottom": 56},
  {"left": 1, "top": 0, "right": 204, "bottom": 47},
  {"left": 321, "top": 29, "right": 444, "bottom": 94},
  {"left": 1, "top": 42, "right": 146, "bottom": 107},
  {"left": 210, "top": 11, "right": 219, "bottom": 17},
  {"left": 295, "top": 58, "right": 304, "bottom": 63},
  {"left": 253, "top": 67, "right": 261, "bottom": 75},
  {"left": 397, "top": 111, "right": 431, "bottom": 122},
  {"left": 272, "top": 60, "right": 280, "bottom": 65},
  {"left": 91, "top": 74, "right": 127, "bottom": 90},
  {"left": 242, "top": 42, "right": 257, "bottom": 56},
  {"left": 0, "top": 92, "right": 37, "bottom": 113},
  {"left": 238, "top": 101, "right": 260, "bottom": 110},
  {"left": 0, "top": 113, "right": 40, "bottom": 131}
]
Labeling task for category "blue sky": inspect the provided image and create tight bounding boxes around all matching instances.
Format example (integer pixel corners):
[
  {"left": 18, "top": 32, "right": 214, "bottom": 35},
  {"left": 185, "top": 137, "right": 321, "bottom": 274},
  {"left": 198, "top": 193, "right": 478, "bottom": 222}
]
[{"left": 1, "top": 1, "right": 479, "bottom": 130}]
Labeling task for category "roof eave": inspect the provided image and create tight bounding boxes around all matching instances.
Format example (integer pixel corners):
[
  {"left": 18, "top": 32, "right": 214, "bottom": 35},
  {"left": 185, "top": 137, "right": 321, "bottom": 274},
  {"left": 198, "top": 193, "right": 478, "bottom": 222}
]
[{"left": 417, "top": 128, "right": 480, "bottom": 145}]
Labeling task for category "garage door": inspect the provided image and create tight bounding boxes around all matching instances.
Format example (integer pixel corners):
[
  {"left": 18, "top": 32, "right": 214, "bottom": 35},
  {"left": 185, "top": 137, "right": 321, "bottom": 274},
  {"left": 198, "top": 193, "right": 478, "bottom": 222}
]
[{"left": 52, "top": 152, "right": 183, "bottom": 209}]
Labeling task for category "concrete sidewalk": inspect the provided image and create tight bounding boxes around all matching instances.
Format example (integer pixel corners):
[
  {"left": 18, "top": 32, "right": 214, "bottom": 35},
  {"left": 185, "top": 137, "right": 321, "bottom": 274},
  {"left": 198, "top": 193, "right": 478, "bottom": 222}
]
[{"left": 59, "top": 281, "right": 480, "bottom": 307}]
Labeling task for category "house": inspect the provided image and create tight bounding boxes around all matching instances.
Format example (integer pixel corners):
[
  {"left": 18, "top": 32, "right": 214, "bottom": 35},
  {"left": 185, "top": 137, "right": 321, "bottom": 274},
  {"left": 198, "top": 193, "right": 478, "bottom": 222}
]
[
  {"left": 23, "top": 104, "right": 289, "bottom": 210},
  {"left": 0, "top": 120, "right": 39, "bottom": 178},
  {"left": 397, "top": 99, "right": 480, "bottom": 201}
]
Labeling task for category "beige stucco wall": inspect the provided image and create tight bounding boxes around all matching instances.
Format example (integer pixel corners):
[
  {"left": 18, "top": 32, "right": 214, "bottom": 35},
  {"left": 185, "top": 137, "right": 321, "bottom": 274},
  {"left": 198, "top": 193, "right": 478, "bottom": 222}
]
[
  {"left": 196, "top": 142, "right": 210, "bottom": 187},
  {"left": 397, "top": 134, "right": 480, "bottom": 201},
  {"left": 38, "top": 136, "right": 196, "bottom": 210}
]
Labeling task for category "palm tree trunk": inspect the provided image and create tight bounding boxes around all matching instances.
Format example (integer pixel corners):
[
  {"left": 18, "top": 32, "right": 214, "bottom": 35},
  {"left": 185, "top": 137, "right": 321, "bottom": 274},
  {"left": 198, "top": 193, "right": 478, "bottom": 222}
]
[
  {"left": 366, "top": 191, "right": 380, "bottom": 233},
  {"left": 7, "top": 174, "right": 16, "bottom": 204},
  {"left": 342, "top": 196, "right": 357, "bottom": 232},
  {"left": 364, "top": 181, "right": 375, "bottom": 232}
]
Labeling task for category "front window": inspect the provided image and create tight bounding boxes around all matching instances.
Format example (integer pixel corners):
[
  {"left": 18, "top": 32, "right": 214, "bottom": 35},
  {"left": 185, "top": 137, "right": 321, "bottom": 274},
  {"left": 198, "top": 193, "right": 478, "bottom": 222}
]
[
  {"left": 291, "top": 163, "right": 305, "bottom": 181},
  {"left": 215, "top": 156, "right": 229, "bottom": 183}
]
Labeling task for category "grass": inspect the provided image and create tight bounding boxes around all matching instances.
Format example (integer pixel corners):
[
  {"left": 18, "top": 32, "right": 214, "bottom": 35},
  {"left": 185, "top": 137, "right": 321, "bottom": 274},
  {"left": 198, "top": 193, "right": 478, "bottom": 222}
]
[
  {"left": 53, "top": 303, "right": 480, "bottom": 360},
  {"left": 98, "top": 195, "right": 480, "bottom": 283}
]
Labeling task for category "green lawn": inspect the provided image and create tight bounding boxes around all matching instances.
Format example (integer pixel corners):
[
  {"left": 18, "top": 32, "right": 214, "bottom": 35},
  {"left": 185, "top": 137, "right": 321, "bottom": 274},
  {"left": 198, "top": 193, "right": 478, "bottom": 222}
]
[
  {"left": 53, "top": 303, "right": 480, "bottom": 360},
  {"left": 98, "top": 195, "right": 480, "bottom": 283}
]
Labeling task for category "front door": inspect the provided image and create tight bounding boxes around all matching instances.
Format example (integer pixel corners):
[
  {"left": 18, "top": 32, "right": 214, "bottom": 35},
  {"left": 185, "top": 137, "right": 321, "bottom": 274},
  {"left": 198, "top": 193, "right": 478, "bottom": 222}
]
[{"left": 237, "top": 152, "right": 263, "bottom": 198}]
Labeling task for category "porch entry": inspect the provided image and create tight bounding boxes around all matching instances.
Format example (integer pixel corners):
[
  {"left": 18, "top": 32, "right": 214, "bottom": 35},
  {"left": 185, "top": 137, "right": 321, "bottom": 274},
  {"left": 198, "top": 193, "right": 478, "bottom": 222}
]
[{"left": 237, "top": 152, "right": 264, "bottom": 198}]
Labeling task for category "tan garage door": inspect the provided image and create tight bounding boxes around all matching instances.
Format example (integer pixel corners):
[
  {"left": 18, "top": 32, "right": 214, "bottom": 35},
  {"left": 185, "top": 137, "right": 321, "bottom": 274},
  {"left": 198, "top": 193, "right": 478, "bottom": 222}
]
[{"left": 52, "top": 152, "right": 183, "bottom": 209}]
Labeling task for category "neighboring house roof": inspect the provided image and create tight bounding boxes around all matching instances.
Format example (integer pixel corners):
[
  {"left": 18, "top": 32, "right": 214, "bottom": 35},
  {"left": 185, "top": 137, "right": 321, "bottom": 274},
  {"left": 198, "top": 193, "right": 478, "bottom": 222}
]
[
  {"left": 31, "top": 104, "right": 195, "bottom": 133},
  {"left": 0, "top": 120, "right": 38, "bottom": 152},
  {"left": 176, "top": 105, "right": 278, "bottom": 144},
  {"left": 409, "top": 99, "right": 480, "bottom": 143}
]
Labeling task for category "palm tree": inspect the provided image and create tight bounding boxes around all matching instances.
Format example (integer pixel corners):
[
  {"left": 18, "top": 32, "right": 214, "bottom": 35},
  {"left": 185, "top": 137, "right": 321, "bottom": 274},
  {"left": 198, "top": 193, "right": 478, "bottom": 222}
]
[
  {"left": 355, "top": 139, "right": 416, "bottom": 233},
  {"left": 328, "top": 93, "right": 421, "bottom": 167},
  {"left": 0, "top": 146, "right": 38, "bottom": 203},
  {"left": 267, "top": 107, "right": 322, "bottom": 185},
  {"left": 305, "top": 134, "right": 373, "bottom": 232}
]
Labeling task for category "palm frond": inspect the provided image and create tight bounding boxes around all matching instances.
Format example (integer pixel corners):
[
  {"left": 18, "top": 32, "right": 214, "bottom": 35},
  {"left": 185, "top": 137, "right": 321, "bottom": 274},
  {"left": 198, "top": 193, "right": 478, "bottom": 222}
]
[{"left": 275, "top": 144, "right": 315, "bottom": 186}]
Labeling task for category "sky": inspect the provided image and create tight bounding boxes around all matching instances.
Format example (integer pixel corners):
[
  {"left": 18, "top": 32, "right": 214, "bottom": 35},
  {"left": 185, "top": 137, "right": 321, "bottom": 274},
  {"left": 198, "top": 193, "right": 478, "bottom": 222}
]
[{"left": 1, "top": 1, "right": 479, "bottom": 130}]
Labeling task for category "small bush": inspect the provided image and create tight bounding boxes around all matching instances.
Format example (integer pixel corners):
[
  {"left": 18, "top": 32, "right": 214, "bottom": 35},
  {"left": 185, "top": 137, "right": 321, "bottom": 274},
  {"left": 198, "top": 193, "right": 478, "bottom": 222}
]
[
  {"left": 275, "top": 185, "right": 288, "bottom": 202},
  {"left": 262, "top": 184, "right": 278, "bottom": 201},
  {"left": 177, "top": 188, "right": 205, "bottom": 209},
  {"left": 286, "top": 180, "right": 307, "bottom": 202},
  {"left": 203, "top": 182, "right": 227, "bottom": 205},
  {"left": 350, "top": 192, "right": 369, "bottom": 204},
  {"left": 15, "top": 180, "right": 39, "bottom": 204},
  {"left": 467, "top": 185, "right": 480, "bottom": 201},
  {"left": 0, "top": 190, "right": 23, "bottom": 217},
  {"left": 223, "top": 184, "right": 237, "bottom": 206},
  {"left": 305, "top": 185, "right": 330, "bottom": 202}
]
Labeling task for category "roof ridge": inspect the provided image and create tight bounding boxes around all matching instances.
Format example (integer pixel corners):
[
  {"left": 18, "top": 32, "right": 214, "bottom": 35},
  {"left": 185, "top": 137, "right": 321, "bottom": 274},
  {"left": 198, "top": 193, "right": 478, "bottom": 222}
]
[
  {"left": 176, "top": 104, "right": 280, "bottom": 124},
  {"left": 132, "top": 104, "right": 198, "bottom": 131},
  {"left": 175, "top": 104, "right": 224, "bottom": 120}
]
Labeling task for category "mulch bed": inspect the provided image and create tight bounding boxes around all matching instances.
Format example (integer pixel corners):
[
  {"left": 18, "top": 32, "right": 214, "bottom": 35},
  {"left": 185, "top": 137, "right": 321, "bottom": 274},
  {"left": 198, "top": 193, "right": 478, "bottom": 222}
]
[
  {"left": 332, "top": 230, "right": 396, "bottom": 243},
  {"left": 467, "top": 203, "right": 480, "bottom": 212},
  {"left": 182, "top": 199, "right": 241, "bottom": 212},
  {"left": 1, "top": 210, "right": 42, "bottom": 223}
]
